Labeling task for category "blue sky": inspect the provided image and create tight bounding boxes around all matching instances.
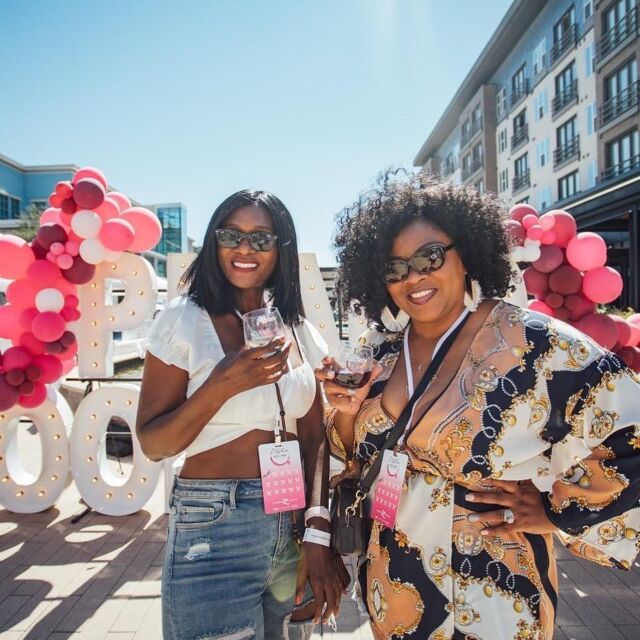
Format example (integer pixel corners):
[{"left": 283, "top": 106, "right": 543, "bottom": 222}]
[{"left": 1, "top": 0, "right": 512, "bottom": 264}]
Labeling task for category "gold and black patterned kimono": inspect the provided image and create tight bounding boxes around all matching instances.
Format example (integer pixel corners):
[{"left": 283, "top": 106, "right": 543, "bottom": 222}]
[{"left": 328, "top": 302, "right": 640, "bottom": 640}]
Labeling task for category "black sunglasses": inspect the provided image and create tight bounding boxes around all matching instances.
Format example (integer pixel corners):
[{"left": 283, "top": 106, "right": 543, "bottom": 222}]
[
  {"left": 215, "top": 228, "right": 278, "bottom": 252},
  {"left": 384, "top": 243, "right": 455, "bottom": 283}
]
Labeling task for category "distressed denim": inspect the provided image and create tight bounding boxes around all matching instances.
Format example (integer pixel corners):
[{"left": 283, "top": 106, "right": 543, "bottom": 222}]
[{"left": 162, "top": 478, "right": 315, "bottom": 640}]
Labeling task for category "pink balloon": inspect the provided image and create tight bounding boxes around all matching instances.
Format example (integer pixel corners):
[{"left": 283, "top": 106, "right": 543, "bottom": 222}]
[
  {"left": 540, "top": 230, "right": 556, "bottom": 245},
  {"left": 528, "top": 299, "right": 554, "bottom": 316},
  {"left": 40, "top": 207, "right": 63, "bottom": 226},
  {"left": 72, "top": 167, "right": 108, "bottom": 190},
  {"left": 527, "top": 225, "right": 544, "bottom": 241},
  {"left": 6, "top": 279, "right": 38, "bottom": 309},
  {"left": 65, "top": 294, "right": 79, "bottom": 308},
  {"left": 0, "top": 234, "right": 36, "bottom": 279},
  {"left": 57, "top": 254, "right": 74, "bottom": 270},
  {"left": 19, "top": 382, "right": 47, "bottom": 409},
  {"left": 94, "top": 196, "right": 121, "bottom": 222},
  {"left": 509, "top": 204, "right": 538, "bottom": 222},
  {"left": 505, "top": 220, "right": 526, "bottom": 246},
  {"left": 18, "top": 331, "right": 47, "bottom": 355},
  {"left": 566, "top": 233, "right": 607, "bottom": 272},
  {"left": 32, "top": 354, "right": 63, "bottom": 384},
  {"left": 2, "top": 346, "right": 33, "bottom": 370},
  {"left": 582, "top": 267, "right": 623, "bottom": 304},
  {"left": 31, "top": 311, "right": 66, "bottom": 343},
  {"left": 27, "top": 260, "right": 62, "bottom": 288},
  {"left": 0, "top": 375, "right": 20, "bottom": 411},
  {"left": 61, "top": 357, "right": 76, "bottom": 376},
  {"left": 107, "top": 191, "right": 132, "bottom": 212},
  {"left": 65, "top": 240, "right": 80, "bottom": 256},
  {"left": 522, "top": 214, "right": 539, "bottom": 229},
  {"left": 99, "top": 218, "right": 135, "bottom": 252},
  {"left": 120, "top": 207, "right": 162, "bottom": 252},
  {"left": 609, "top": 315, "right": 632, "bottom": 351},
  {"left": 539, "top": 213, "right": 556, "bottom": 231},
  {"left": 546, "top": 210, "right": 577, "bottom": 248},
  {"left": 577, "top": 313, "right": 618, "bottom": 350},
  {"left": 533, "top": 245, "right": 564, "bottom": 273},
  {"left": 548, "top": 265, "right": 583, "bottom": 295},
  {"left": 73, "top": 177, "right": 106, "bottom": 210},
  {"left": 567, "top": 294, "right": 596, "bottom": 321},
  {"left": 19, "top": 308, "right": 39, "bottom": 331},
  {"left": 0, "top": 305, "right": 22, "bottom": 341},
  {"left": 627, "top": 322, "right": 640, "bottom": 347},
  {"left": 523, "top": 267, "right": 548, "bottom": 297},
  {"left": 544, "top": 291, "right": 564, "bottom": 309},
  {"left": 55, "top": 181, "right": 73, "bottom": 199},
  {"left": 627, "top": 313, "right": 640, "bottom": 327}
]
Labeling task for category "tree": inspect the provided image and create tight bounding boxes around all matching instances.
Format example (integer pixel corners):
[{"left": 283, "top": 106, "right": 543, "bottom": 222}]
[{"left": 13, "top": 203, "right": 42, "bottom": 242}]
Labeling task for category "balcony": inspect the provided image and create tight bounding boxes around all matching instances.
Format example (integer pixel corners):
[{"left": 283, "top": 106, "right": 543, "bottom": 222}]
[
  {"left": 554, "top": 136, "right": 580, "bottom": 168},
  {"left": 601, "top": 154, "right": 640, "bottom": 182},
  {"left": 511, "top": 124, "right": 529, "bottom": 152},
  {"left": 552, "top": 80, "right": 578, "bottom": 118},
  {"left": 461, "top": 157, "right": 484, "bottom": 181},
  {"left": 460, "top": 119, "right": 483, "bottom": 150},
  {"left": 512, "top": 169, "right": 531, "bottom": 194},
  {"left": 510, "top": 80, "right": 530, "bottom": 109},
  {"left": 442, "top": 160, "right": 457, "bottom": 178},
  {"left": 550, "top": 24, "right": 578, "bottom": 66},
  {"left": 596, "top": 7, "right": 638, "bottom": 63},
  {"left": 599, "top": 81, "right": 640, "bottom": 127}
]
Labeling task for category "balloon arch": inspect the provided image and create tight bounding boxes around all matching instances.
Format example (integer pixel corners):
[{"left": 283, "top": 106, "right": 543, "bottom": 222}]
[{"left": 0, "top": 174, "right": 638, "bottom": 516}]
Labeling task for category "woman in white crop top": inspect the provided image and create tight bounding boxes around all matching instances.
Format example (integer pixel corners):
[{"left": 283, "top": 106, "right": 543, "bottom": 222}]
[{"left": 136, "top": 191, "right": 344, "bottom": 640}]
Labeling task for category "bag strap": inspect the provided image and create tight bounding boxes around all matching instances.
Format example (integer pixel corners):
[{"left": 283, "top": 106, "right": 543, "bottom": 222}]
[{"left": 357, "top": 302, "right": 493, "bottom": 496}]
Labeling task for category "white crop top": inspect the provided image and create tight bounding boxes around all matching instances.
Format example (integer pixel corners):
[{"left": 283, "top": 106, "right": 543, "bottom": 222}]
[{"left": 144, "top": 295, "right": 328, "bottom": 457}]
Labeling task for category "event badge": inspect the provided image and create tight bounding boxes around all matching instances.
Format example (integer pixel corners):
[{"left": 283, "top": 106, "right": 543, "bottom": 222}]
[
  {"left": 258, "top": 441, "right": 306, "bottom": 514},
  {"left": 371, "top": 450, "right": 409, "bottom": 528}
]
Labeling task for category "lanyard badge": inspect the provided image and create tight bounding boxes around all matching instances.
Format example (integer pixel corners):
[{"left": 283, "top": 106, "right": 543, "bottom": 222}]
[{"left": 371, "top": 449, "right": 409, "bottom": 528}]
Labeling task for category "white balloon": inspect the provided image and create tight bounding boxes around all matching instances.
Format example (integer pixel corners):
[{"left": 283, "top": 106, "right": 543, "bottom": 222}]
[
  {"left": 524, "top": 245, "right": 542, "bottom": 262},
  {"left": 79, "top": 237, "right": 107, "bottom": 265},
  {"left": 512, "top": 246, "right": 525, "bottom": 262},
  {"left": 35, "top": 287, "right": 65, "bottom": 313},
  {"left": 524, "top": 238, "right": 541, "bottom": 248},
  {"left": 71, "top": 210, "right": 103, "bottom": 239}
]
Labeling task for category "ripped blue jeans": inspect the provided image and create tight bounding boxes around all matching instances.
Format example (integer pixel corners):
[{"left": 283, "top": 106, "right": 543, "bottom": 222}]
[{"left": 162, "top": 477, "right": 315, "bottom": 640}]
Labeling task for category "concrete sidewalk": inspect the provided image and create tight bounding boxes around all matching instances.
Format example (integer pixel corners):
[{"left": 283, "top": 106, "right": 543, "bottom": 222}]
[{"left": 1, "top": 479, "right": 640, "bottom": 639}]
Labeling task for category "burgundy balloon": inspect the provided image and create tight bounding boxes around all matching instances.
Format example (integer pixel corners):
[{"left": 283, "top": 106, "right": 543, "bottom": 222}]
[
  {"left": 505, "top": 220, "right": 526, "bottom": 245},
  {"left": 63, "top": 255, "right": 96, "bottom": 284},
  {"left": 60, "top": 331, "right": 76, "bottom": 348},
  {"left": 548, "top": 265, "right": 583, "bottom": 295},
  {"left": 30, "top": 240, "right": 48, "bottom": 259},
  {"left": 45, "top": 341, "right": 64, "bottom": 354},
  {"left": 544, "top": 291, "right": 564, "bottom": 309},
  {"left": 73, "top": 177, "right": 106, "bottom": 210},
  {"left": 25, "top": 364, "right": 42, "bottom": 382},
  {"left": 18, "top": 380, "right": 35, "bottom": 396},
  {"left": 609, "top": 315, "right": 632, "bottom": 351},
  {"left": 533, "top": 245, "right": 564, "bottom": 273},
  {"left": 2, "top": 347, "right": 32, "bottom": 370},
  {"left": 568, "top": 295, "right": 596, "bottom": 322},
  {"left": 523, "top": 267, "right": 548, "bottom": 297},
  {"left": 0, "top": 375, "right": 20, "bottom": 411},
  {"left": 555, "top": 307, "right": 571, "bottom": 322},
  {"left": 36, "top": 223, "right": 68, "bottom": 250},
  {"left": 617, "top": 347, "right": 636, "bottom": 367},
  {"left": 60, "top": 197, "right": 78, "bottom": 215},
  {"left": 577, "top": 313, "right": 618, "bottom": 350},
  {"left": 5, "top": 368, "right": 25, "bottom": 387}
]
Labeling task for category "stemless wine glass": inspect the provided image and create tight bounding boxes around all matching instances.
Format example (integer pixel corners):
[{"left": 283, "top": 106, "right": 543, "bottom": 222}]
[
  {"left": 242, "top": 307, "right": 286, "bottom": 348},
  {"left": 333, "top": 342, "right": 374, "bottom": 389}
]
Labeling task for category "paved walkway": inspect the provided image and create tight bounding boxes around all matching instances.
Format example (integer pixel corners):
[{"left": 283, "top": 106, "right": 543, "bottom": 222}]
[{"left": 1, "top": 479, "right": 640, "bottom": 639}]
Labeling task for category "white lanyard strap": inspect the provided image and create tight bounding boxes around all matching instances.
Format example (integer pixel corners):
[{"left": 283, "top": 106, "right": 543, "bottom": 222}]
[{"left": 399, "top": 308, "right": 470, "bottom": 446}]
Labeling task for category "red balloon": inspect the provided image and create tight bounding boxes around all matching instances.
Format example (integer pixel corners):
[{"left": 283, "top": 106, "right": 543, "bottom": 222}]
[
  {"left": 577, "top": 313, "right": 618, "bottom": 350},
  {"left": 545, "top": 210, "right": 577, "bottom": 247},
  {"left": 0, "top": 374, "right": 20, "bottom": 411},
  {"left": 6, "top": 279, "right": 38, "bottom": 309},
  {"left": 19, "top": 382, "right": 47, "bottom": 408},
  {"left": 73, "top": 178, "right": 106, "bottom": 209},
  {"left": 64, "top": 294, "right": 79, "bottom": 308},
  {"left": 523, "top": 267, "right": 548, "bottom": 297},
  {"left": 18, "top": 332, "right": 47, "bottom": 355},
  {"left": 544, "top": 291, "right": 564, "bottom": 309},
  {"left": 49, "top": 192, "right": 63, "bottom": 208},
  {"left": 566, "top": 233, "right": 607, "bottom": 272},
  {"left": 509, "top": 204, "right": 538, "bottom": 222},
  {"left": 27, "top": 260, "right": 62, "bottom": 288},
  {"left": 528, "top": 299, "right": 554, "bottom": 316},
  {"left": 55, "top": 181, "right": 73, "bottom": 199},
  {"left": 582, "top": 267, "right": 623, "bottom": 304},
  {"left": 63, "top": 255, "right": 96, "bottom": 284},
  {"left": 2, "top": 346, "right": 33, "bottom": 370},
  {"left": 61, "top": 197, "right": 78, "bottom": 215},
  {"left": 548, "top": 265, "right": 583, "bottom": 295},
  {"left": 31, "top": 311, "right": 66, "bottom": 343},
  {"left": 36, "top": 223, "right": 68, "bottom": 250},
  {"left": 0, "top": 234, "right": 36, "bottom": 280},
  {"left": 567, "top": 295, "right": 596, "bottom": 322},
  {"left": 609, "top": 315, "right": 633, "bottom": 351},
  {"left": 32, "top": 354, "right": 63, "bottom": 384},
  {"left": 555, "top": 306, "right": 571, "bottom": 322},
  {"left": 527, "top": 225, "right": 544, "bottom": 241},
  {"left": 61, "top": 307, "right": 75, "bottom": 322},
  {"left": 533, "top": 245, "right": 564, "bottom": 273},
  {"left": 0, "top": 304, "right": 22, "bottom": 341},
  {"left": 617, "top": 346, "right": 636, "bottom": 367}
]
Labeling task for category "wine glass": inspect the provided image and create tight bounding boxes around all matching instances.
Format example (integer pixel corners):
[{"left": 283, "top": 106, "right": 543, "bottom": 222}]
[
  {"left": 242, "top": 307, "right": 286, "bottom": 348},
  {"left": 333, "top": 342, "right": 374, "bottom": 389}
]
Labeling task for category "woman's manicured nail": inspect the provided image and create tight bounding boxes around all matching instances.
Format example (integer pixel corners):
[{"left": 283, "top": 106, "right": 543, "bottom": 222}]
[
  {"left": 467, "top": 514, "right": 480, "bottom": 522},
  {"left": 466, "top": 494, "right": 476, "bottom": 502},
  {"left": 481, "top": 529, "right": 489, "bottom": 535},
  {"left": 327, "top": 370, "right": 335, "bottom": 379}
]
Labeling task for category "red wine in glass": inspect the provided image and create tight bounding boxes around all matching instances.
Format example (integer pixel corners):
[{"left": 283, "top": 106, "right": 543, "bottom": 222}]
[{"left": 334, "top": 369, "right": 372, "bottom": 389}]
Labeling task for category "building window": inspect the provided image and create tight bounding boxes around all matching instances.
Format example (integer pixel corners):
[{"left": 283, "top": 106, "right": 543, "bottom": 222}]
[
  {"left": 557, "top": 116, "right": 578, "bottom": 147},
  {"left": 533, "top": 37, "right": 547, "bottom": 76},
  {"left": 535, "top": 89, "right": 548, "bottom": 120},
  {"left": 516, "top": 197, "right": 530, "bottom": 204},
  {"left": 588, "top": 159, "right": 598, "bottom": 187},
  {"left": 472, "top": 141, "right": 483, "bottom": 164},
  {"left": 600, "top": 0, "right": 638, "bottom": 60},
  {"left": 538, "top": 187, "right": 553, "bottom": 211},
  {"left": 553, "top": 60, "right": 578, "bottom": 115},
  {"left": 498, "top": 129, "right": 508, "bottom": 153},
  {"left": 601, "top": 59, "right": 639, "bottom": 125},
  {"left": 497, "top": 87, "right": 507, "bottom": 119},
  {"left": 512, "top": 109, "right": 528, "bottom": 149},
  {"left": 604, "top": 128, "right": 640, "bottom": 179},
  {"left": 0, "top": 194, "right": 21, "bottom": 220},
  {"left": 513, "top": 153, "right": 530, "bottom": 193},
  {"left": 584, "top": 0, "right": 593, "bottom": 20},
  {"left": 499, "top": 169, "right": 509, "bottom": 192},
  {"left": 156, "top": 206, "right": 184, "bottom": 254},
  {"left": 511, "top": 64, "right": 528, "bottom": 106},
  {"left": 553, "top": 6, "right": 576, "bottom": 46},
  {"left": 558, "top": 170, "right": 580, "bottom": 200},
  {"left": 537, "top": 138, "right": 550, "bottom": 167},
  {"left": 471, "top": 104, "right": 482, "bottom": 127},
  {"left": 605, "top": 58, "right": 638, "bottom": 101},
  {"left": 586, "top": 101, "right": 598, "bottom": 134},
  {"left": 585, "top": 43, "right": 595, "bottom": 76},
  {"left": 443, "top": 152, "right": 456, "bottom": 176},
  {"left": 461, "top": 119, "right": 470, "bottom": 142},
  {"left": 475, "top": 179, "right": 485, "bottom": 194}
]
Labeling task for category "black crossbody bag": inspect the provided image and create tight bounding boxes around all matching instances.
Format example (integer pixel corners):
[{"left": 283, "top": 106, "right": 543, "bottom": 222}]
[{"left": 330, "top": 313, "right": 472, "bottom": 556}]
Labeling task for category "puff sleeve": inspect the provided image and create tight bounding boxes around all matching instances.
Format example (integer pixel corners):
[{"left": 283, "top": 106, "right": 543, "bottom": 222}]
[{"left": 144, "top": 297, "right": 190, "bottom": 372}]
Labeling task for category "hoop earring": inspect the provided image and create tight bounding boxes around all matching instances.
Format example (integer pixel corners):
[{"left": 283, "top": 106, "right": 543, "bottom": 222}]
[
  {"left": 463, "top": 276, "right": 483, "bottom": 312},
  {"left": 380, "top": 306, "right": 410, "bottom": 332}
]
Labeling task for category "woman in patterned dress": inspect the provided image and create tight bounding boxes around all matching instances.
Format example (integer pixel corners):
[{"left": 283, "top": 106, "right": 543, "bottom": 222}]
[{"left": 317, "top": 174, "right": 640, "bottom": 640}]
